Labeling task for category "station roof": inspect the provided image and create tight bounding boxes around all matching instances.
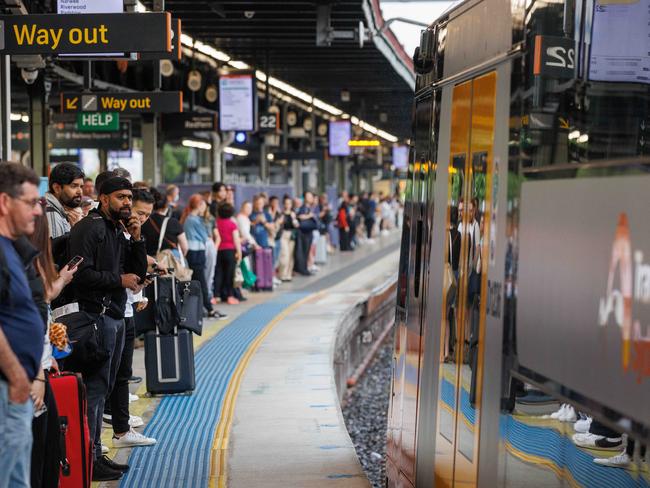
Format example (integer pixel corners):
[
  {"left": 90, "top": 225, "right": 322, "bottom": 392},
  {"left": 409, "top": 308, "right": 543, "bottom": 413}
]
[{"left": 142, "top": 0, "right": 416, "bottom": 140}]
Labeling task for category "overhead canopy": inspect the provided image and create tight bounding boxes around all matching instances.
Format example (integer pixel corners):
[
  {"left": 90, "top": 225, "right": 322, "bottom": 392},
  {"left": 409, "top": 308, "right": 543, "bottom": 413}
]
[{"left": 142, "top": 0, "right": 415, "bottom": 139}]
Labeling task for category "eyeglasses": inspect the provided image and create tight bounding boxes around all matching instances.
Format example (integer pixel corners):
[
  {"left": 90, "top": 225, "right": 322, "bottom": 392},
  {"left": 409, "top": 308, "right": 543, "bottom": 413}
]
[{"left": 14, "top": 196, "right": 42, "bottom": 209}]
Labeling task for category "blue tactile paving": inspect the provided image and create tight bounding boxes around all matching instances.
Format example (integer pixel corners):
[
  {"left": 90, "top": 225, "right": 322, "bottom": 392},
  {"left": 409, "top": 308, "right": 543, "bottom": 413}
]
[{"left": 120, "top": 292, "right": 308, "bottom": 488}]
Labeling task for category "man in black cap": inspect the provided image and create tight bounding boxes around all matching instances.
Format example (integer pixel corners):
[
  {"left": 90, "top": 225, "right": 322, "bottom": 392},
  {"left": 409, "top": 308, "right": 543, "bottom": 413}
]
[{"left": 62, "top": 176, "right": 147, "bottom": 481}]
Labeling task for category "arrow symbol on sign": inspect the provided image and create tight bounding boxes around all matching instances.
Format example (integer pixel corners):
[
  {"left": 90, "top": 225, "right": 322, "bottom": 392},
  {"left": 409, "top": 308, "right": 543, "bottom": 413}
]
[{"left": 66, "top": 97, "right": 78, "bottom": 110}]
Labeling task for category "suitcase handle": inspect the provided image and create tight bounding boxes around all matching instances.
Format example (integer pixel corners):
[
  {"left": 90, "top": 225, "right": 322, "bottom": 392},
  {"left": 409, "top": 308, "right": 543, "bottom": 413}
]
[{"left": 60, "top": 416, "right": 71, "bottom": 476}]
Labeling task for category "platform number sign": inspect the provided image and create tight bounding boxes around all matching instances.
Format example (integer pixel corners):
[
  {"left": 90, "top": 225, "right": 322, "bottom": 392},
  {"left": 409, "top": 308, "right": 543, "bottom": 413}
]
[
  {"left": 533, "top": 35, "right": 575, "bottom": 79},
  {"left": 259, "top": 112, "right": 279, "bottom": 132}
]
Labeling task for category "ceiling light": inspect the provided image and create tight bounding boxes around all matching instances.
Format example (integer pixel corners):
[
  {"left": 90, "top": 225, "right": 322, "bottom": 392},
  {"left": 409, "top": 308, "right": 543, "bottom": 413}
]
[
  {"left": 182, "top": 139, "right": 212, "bottom": 150},
  {"left": 10, "top": 113, "right": 21, "bottom": 121},
  {"left": 224, "top": 147, "right": 248, "bottom": 156},
  {"left": 21, "top": 115, "right": 29, "bottom": 123},
  {"left": 228, "top": 60, "right": 249, "bottom": 70}
]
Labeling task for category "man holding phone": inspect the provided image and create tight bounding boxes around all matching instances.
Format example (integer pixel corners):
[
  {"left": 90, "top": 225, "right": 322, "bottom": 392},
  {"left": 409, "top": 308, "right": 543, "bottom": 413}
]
[{"left": 64, "top": 177, "right": 147, "bottom": 481}]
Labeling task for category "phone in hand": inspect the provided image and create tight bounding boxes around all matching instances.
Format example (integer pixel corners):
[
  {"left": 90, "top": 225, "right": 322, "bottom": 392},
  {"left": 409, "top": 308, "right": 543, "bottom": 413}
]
[{"left": 66, "top": 255, "right": 84, "bottom": 269}]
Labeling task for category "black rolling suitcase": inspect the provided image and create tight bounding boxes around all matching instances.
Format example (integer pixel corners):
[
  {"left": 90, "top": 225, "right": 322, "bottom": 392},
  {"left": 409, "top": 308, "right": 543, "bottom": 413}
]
[{"left": 144, "top": 276, "right": 196, "bottom": 394}]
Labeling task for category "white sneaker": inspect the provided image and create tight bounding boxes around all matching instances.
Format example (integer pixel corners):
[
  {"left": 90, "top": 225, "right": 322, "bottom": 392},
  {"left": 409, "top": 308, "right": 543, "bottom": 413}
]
[
  {"left": 128, "top": 393, "right": 139, "bottom": 403},
  {"left": 594, "top": 451, "right": 631, "bottom": 468},
  {"left": 573, "top": 433, "right": 623, "bottom": 450},
  {"left": 272, "top": 277, "right": 282, "bottom": 286},
  {"left": 543, "top": 404, "right": 567, "bottom": 419},
  {"left": 129, "top": 415, "right": 144, "bottom": 428},
  {"left": 101, "top": 444, "right": 109, "bottom": 454},
  {"left": 574, "top": 416, "right": 592, "bottom": 433},
  {"left": 559, "top": 405, "right": 577, "bottom": 422},
  {"left": 112, "top": 428, "right": 157, "bottom": 448}
]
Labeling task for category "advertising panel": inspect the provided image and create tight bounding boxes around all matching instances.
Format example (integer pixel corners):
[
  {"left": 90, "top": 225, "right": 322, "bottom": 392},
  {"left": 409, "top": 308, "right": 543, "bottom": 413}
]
[
  {"left": 218, "top": 73, "right": 255, "bottom": 132},
  {"left": 517, "top": 176, "right": 650, "bottom": 425},
  {"left": 392, "top": 145, "right": 408, "bottom": 169},
  {"left": 329, "top": 120, "right": 351, "bottom": 156}
]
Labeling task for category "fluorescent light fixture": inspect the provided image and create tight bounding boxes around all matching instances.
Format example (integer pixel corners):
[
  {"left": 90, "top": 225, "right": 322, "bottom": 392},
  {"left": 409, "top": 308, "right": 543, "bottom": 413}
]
[
  {"left": 577, "top": 134, "right": 589, "bottom": 143},
  {"left": 10, "top": 113, "right": 21, "bottom": 121},
  {"left": 313, "top": 98, "right": 343, "bottom": 116},
  {"left": 224, "top": 147, "right": 248, "bottom": 157},
  {"left": 21, "top": 115, "right": 29, "bottom": 123},
  {"left": 568, "top": 130, "right": 581, "bottom": 140},
  {"left": 267, "top": 153, "right": 274, "bottom": 160},
  {"left": 228, "top": 60, "right": 249, "bottom": 70},
  {"left": 377, "top": 130, "right": 398, "bottom": 143},
  {"left": 348, "top": 140, "right": 381, "bottom": 147},
  {"left": 182, "top": 139, "right": 212, "bottom": 150}
]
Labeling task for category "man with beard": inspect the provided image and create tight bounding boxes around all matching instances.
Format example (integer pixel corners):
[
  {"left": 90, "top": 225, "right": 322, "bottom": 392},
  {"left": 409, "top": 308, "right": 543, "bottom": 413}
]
[
  {"left": 63, "top": 177, "right": 146, "bottom": 481},
  {"left": 45, "top": 163, "right": 84, "bottom": 238}
]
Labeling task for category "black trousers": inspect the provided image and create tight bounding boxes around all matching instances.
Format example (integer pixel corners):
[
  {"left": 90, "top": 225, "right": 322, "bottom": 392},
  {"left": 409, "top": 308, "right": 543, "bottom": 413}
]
[
  {"left": 186, "top": 249, "right": 213, "bottom": 313},
  {"left": 293, "top": 231, "right": 313, "bottom": 275},
  {"left": 339, "top": 229, "right": 352, "bottom": 251},
  {"left": 31, "top": 373, "right": 61, "bottom": 488},
  {"left": 106, "top": 317, "right": 135, "bottom": 434},
  {"left": 214, "top": 249, "right": 236, "bottom": 301},
  {"left": 365, "top": 218, "right": 375, "bottom": 239}
]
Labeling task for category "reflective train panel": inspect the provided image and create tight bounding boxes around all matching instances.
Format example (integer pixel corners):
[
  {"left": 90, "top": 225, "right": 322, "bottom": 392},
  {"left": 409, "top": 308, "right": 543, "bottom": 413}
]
[{"left": 386, "top": 0, "right": 650, "bottom": 486}]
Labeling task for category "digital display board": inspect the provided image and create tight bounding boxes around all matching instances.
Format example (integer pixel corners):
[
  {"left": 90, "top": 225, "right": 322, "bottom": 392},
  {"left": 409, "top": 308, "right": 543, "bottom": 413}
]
[
  {"left": 219, "top": 74, "right": 255, "bottom": 132},
  {"left": 392, "top": 145, "right": 409, "bottom": 169},
  {"left": 589, "top": 0, "right": 650, "bottom": 84},
  {"left": 329, "top": 121, "right": 351, "bottom": 156}
]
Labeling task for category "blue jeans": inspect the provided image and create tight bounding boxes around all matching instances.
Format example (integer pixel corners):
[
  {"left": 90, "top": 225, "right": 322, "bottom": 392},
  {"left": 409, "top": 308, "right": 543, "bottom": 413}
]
[{"left": 0, "top": 379, "right": 33, "bottom": 488}]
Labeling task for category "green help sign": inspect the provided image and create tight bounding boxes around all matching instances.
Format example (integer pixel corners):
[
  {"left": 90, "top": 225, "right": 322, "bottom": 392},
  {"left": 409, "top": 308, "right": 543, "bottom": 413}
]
[{"left": 76, "top": 112, "right": 119, "bottom": 132}]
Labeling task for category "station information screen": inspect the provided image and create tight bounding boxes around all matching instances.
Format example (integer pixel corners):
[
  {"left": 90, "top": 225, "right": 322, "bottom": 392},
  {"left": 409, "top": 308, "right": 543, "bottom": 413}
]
[
  {"left": 392, "top": 145, "right": 409, "bottom": 169},
  {"left": 219, "top": 74, "right": 255, "bottom": 132},
  {"left": 589, "top": 0, "right": 650, "bottom": 84},
  {"left": 329, "top": 121, "right": 351, "bottom": 156}
]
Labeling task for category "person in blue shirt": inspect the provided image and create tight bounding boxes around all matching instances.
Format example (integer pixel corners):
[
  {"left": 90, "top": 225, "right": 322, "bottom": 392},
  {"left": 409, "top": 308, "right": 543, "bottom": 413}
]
[
  {"left": 250, "top": 195, "right": 274, "bottom": 249},
  {"left": 0, "top": 162, "right": 46, "bottom": 488},
  {"left": 181, "top": 194, "right": 226, "bottom": 320}
]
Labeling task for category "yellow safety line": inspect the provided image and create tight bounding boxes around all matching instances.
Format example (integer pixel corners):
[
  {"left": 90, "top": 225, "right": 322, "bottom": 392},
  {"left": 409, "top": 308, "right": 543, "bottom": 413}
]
[{"left": 208, "top": 292, "right": 324, "bottom": 488}]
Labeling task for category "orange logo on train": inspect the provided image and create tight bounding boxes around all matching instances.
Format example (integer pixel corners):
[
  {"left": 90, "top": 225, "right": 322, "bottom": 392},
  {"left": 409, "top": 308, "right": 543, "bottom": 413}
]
[{"left": 599, "top": 213, "right": 650, "bottom": 382}]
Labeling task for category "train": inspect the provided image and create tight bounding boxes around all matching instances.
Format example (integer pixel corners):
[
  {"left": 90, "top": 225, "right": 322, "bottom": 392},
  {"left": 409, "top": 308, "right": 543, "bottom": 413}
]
[{"left": 386, "top": 0, "right": 650, "bottom": 486}]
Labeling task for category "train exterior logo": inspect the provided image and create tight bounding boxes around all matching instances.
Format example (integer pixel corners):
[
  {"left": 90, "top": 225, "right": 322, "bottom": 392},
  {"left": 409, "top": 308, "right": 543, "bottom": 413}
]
[{"left": 598, "top": 213, "right": 650, "bottom": 382}]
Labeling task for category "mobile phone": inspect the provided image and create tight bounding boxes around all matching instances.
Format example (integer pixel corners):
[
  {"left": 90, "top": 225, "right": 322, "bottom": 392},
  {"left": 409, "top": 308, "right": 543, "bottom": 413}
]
[{"left": 66, "top": 255, "right": 84, "bottom": 269}]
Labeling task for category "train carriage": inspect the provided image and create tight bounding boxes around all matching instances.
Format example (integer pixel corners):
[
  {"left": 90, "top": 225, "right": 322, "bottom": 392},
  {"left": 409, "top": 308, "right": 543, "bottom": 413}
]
[{"left": 387, "top": 0, "right": 650, "bottom": 486}]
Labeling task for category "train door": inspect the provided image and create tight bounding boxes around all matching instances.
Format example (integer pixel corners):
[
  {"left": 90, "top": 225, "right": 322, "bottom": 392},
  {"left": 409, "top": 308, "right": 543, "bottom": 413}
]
[
  {"left": 433, "top": 71, "right": 497, "bottom": 488},
  {"left": 387, "top": 95, "right": 435, "bottom": 488}
]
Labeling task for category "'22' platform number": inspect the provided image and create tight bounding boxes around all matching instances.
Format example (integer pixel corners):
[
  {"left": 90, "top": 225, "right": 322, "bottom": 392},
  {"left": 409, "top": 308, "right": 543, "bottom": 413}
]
[{"left": 546, "top": 46, "right": 575, "bottom": 69}]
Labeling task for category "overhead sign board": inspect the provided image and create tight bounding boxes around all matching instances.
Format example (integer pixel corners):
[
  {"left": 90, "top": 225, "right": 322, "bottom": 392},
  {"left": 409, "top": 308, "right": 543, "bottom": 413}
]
[
  {"left": 76, "top": 112, "right": 119, "bottom": 132},
  {"left": 219, "top": 73, "right": 256, "bottom": 132},
  {"left": 0, "top": 12, "right": 171, "bottom": 55},
  {"left": 57, "top": 0, "right": 123, "bottom": 14},
  {"left": 329, "top": 120, "right": 351, "bottom": 156},
  {"left": 162, "top": 112, "right": 217, "bottom": 134},
  {"left": 259, "top": 111, "right": 280, "bottom": 132},
  {"left": 60, "top": 91, "right": 183, "bottom": 114},
  {"left": 48, "top": 120, "right": 131, "bottom": 150},
  {"left": 138, "top": 18, "right": 182, "bottom": 61}
]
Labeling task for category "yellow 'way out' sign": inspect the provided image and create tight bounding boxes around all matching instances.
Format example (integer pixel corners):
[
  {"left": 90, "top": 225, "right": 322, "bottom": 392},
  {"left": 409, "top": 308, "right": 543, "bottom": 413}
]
[
  {"left": 0, "top": 12, "right": 171, "bottom": 54},
  {"left": 60, "top": 91, "right": 183, "bottom": 114}
]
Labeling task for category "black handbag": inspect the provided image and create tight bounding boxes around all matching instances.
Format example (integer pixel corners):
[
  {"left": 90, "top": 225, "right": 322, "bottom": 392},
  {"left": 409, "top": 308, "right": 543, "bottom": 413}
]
[
  {"left": 59, "top": 311, "right": 110, "bottom": 375},
  {"left": 177, "top": 280, "right": 203, "bottom": 336}
]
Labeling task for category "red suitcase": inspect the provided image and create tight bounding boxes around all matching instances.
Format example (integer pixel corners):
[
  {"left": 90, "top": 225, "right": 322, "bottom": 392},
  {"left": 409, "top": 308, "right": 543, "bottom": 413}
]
[
  {"left": 254, "top": 247, "right": 274, "bottom": 290},
  {"left": 50, "top": 372, "right": 92, "bottom": 488}
]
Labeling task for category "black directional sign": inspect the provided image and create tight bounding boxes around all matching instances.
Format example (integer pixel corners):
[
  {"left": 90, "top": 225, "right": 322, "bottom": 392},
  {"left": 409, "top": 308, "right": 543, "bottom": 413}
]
[
  {"left": 0, "top": 12, "right": 171, "bottom": 55},
  {"left": 138, "top": 18, "right": 182, "bottom": 61},
  {"left": 60, "top": 91, "right": 183, "bottom": 114},
  {"left": 162, "top": 113, "right": 217, "bottom": 134},
  {"left": 48, "top": 120, "right": 131, "bottom": 150}
]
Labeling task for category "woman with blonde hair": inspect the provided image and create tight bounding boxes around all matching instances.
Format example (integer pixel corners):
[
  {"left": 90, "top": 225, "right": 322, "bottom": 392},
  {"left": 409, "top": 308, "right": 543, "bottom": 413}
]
[{"left": 181, "top": 194, "right": 225, "bottom": 319}]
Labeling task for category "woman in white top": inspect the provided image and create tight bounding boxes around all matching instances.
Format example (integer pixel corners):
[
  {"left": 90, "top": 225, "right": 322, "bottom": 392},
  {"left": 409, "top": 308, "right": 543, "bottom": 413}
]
[{"left": 236, "top": 201, "right": 258, "bottom": 249}]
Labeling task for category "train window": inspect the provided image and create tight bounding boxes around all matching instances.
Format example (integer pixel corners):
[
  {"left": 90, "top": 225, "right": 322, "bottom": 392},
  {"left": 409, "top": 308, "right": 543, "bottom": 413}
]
[{"left": 514, "top": 0, "right": 650, "bottom": 170}]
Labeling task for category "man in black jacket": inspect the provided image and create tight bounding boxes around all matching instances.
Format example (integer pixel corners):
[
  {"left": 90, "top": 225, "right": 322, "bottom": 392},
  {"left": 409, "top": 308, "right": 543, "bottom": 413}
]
[{"left": 62, "top": 177, "right": 146, "bottom": 481}]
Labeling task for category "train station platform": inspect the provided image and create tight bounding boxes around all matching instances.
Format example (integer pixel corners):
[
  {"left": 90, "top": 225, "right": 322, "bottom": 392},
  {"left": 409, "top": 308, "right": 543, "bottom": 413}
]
[{"left": 99, "top": 232, "right": 400, "bottom": 488}]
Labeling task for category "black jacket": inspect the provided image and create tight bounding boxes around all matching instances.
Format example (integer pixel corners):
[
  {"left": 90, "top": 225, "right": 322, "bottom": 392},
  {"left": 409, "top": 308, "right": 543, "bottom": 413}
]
[
  {"left": 65, "top": 208, "right": 147, "bottom": 319},
  {"left": 13, "top": 236, "right": 47, "bottom": 328}
]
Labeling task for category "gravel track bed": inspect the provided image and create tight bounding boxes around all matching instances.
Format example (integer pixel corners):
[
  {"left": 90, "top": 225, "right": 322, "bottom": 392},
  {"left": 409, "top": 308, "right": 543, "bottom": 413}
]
[{"left": 342, "top": 340, "right": 392, "bottom": 488}]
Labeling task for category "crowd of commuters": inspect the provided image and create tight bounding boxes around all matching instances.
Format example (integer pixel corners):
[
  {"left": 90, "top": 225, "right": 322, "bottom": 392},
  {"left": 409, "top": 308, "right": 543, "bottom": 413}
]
[{"left": 0, "top": 161, "right": 403, "bottom": 486}]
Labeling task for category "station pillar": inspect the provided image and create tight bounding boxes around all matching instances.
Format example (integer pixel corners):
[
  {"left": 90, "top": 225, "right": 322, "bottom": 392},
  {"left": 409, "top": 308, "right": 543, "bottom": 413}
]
[
  {"left": 142, "top": 114, "right": 159, "bottom": 185},
  {"left": 292, "top": 159, "right": 302, "bottom": 196},
  {"left": 260, "top": 143, "right": 269, "bottom": 184},
  {"left": 28, "top": 76, "right": 48, "bottom": 177},
  {"left": 0, "top": 56, "right": 11, "bottom": 161}
]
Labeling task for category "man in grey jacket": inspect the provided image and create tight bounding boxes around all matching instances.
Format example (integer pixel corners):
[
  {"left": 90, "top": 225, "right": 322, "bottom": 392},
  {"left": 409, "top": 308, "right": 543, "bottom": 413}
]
[{"left": 45, "top": 163, "right": 84, "bottom": 239}]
